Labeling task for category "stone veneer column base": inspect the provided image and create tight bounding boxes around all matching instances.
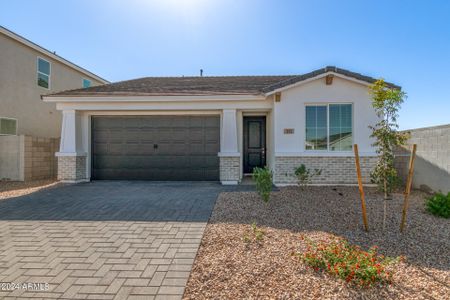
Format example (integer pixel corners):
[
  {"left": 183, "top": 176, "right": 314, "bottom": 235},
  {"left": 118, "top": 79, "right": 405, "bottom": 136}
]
[
  {"left": 57, "top": 155, "right": 88, "bottom": 183},
  {"left": 219, "top": 156, "right": 241, "bottom": 185},
  {"left": 274, "top": 156, "right": 377, "bottom": 185}
]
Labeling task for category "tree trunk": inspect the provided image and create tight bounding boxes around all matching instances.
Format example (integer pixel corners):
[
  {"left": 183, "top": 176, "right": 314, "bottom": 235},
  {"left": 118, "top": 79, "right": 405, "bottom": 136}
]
[{"left": 383, "top": 179, "right": 387, "bottom": 230}]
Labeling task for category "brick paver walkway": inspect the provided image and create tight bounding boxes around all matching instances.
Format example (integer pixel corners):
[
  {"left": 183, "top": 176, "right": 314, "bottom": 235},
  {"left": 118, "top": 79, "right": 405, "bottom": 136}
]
[{"left": 0, "top": 181, "right": 233, "bottom": 300}]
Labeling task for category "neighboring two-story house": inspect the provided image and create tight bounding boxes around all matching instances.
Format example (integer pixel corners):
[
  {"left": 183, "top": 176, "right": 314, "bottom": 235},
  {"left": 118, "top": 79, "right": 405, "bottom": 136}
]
[
  {"left": 0, "top": 26, "right": 108, "bottom": 137},
  {"left": 0, "top": 26, "right": 108, "bottom": 181}
]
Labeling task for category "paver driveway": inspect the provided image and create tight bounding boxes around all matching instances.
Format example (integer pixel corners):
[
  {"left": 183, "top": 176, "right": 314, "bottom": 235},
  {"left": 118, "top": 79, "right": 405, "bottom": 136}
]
[{"left": 0, "top": 181, "right": 240, "bottom": 300}]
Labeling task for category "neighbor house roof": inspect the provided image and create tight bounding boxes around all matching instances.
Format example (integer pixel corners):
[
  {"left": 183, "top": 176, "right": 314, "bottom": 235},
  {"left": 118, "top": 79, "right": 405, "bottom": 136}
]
[
  {"left": 44, "top": 66, "right": 398, "bottom": 98},
  {"left": 0, "top": 26, "right": 109, "bottom": 84}
]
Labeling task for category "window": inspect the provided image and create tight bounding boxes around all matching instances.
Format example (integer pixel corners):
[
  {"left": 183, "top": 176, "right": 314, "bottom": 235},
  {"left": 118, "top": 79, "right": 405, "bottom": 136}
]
[
  {"left": 305, "top": 105, "right": 328, "bottom": 150},
  {"left": 82, "top": 78, "right": 91, "bottom": 88},
  {"left": 37, "top": 58, "right": 50, "bottom": 88},
  {"left": 305, "top": 103, "right": 353, "bottom": 151},
  {"left": 0, "top": 118, "right": 18, "bottom": 135}
]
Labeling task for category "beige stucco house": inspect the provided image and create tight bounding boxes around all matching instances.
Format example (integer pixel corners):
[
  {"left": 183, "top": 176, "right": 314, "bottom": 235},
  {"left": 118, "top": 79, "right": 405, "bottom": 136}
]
[
  {"left": 0, "top": 26, "right": 108, "bottom": 138},
  {"left": 43, "top": 66, "right": 398, "bottom": 185},
  {"left": 0, "top": 26, "right": 108, "bottom": 181}
]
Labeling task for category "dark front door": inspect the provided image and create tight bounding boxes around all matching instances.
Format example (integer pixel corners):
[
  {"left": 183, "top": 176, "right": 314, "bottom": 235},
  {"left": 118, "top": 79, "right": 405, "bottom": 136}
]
[
  {"left": 91, "top": 115, "right": 220, "bottom": 181},
  {"left": 243, "top": 116, "right": 266, "bottom": 173}
]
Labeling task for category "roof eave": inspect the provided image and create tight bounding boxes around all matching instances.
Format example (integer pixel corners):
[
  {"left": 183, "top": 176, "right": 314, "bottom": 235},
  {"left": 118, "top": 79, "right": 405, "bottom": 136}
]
[{"left": 42, "top": 94, "right": 267, "bottom": 103}]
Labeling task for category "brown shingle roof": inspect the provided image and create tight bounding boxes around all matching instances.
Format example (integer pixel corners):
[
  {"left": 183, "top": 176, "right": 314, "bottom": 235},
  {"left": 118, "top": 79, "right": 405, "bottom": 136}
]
[{"left": 44, "top": 66, "right": 399, "bottom": 97}]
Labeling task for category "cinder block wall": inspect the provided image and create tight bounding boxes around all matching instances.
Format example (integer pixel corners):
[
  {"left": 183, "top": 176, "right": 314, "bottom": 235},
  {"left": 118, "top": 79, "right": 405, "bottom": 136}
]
[
  {"left": 0, "top": 135, "right": 59, "bottom": 181},
  {"left": 24, "top": 136, "right": 59, "bottom": 180},
  {"left": 395, "top": 124, "right": 450, "bottom": 193}
]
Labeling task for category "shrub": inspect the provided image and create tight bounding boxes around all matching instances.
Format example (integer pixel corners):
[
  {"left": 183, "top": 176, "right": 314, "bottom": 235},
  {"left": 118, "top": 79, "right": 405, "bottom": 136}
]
[
  {"left": 294, "top": 164, "right": 321, "bottom": 189},
  {"left": 295, "top": 237, "right": 401, "bottom": 287},
  {"left": 243, "top": 221, "right": 265, "bottom": 244},
  {"left": 252, "top": 166, "right": 273, "bottom": 202},
  {"left": 425, "top": 192, "right": 450, "bottom": 218}
]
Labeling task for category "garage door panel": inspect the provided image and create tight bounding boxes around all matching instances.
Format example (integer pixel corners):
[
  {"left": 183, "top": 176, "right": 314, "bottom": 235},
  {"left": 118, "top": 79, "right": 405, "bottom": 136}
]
[
  {"left": 188, "top": 117, "right": 204, "bottom": 127},
  {"left": 203, "top": 117, "right": 219, "bottom": 127},
  {"left": 93, "top": 118, "right": 121, "bottom": 129},
  {"left": 204, "top": 156, "right": 220, "bottom": 166},
  {"left": 92, "top": 115, "right": 220, "bottom": 180},
  {"left": 125, "top": 145, "right": 154, "bottom": 156},
  {"left": 204, "top": 143, "right": 220, "bottom": 154},
  {"left": 204, "top": 128, "right": 220, "bottom": 140}
]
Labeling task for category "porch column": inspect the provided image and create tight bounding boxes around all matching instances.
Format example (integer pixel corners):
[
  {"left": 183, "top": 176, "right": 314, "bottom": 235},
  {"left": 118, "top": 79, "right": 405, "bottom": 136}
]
[
  {"left": 56, "top": 110, "right": 87, "bottom": 182},
  {"left": 219, "top": 109, "right": 240, "bottom": 185}
]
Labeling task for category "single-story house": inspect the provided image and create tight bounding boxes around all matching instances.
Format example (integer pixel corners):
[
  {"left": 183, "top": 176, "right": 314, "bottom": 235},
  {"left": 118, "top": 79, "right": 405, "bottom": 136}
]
[{"left": 42, "top": 66, "right": 398, "bottom": 185}]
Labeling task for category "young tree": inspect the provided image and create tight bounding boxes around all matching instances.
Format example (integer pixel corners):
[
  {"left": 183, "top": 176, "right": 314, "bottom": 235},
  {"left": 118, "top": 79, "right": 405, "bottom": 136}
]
[{"left": 369, "top": 79, "right": 408, "bottom": 200}]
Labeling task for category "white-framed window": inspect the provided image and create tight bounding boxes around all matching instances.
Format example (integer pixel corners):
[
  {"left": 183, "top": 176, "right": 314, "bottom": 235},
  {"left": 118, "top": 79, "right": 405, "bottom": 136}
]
[
  {"left": 305, "top": 103, "right": 353, "bottom": 151},
  {"left": 82, "top": 78, "right": 91, "bottom": 88},
  {"left": 37, "top": 57, "right": 51, "bottom": 89},
  {"left": 0, "top": 117, "right": 18, "bottom": 135}
]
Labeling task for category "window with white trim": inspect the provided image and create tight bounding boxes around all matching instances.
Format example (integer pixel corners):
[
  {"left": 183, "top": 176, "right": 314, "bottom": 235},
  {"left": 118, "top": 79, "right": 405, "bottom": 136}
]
[
  {"left": 82, "top": 78, "right": 91, "bottom": 88},
  {"left": 37, "top": 57, "right": 50, "bottom": 88},
  {"left": 0, "top": 118, "right": 18, "bottom": 135},
  {"left": 305, "top": 103, "right": 353, "bottom": 151}
]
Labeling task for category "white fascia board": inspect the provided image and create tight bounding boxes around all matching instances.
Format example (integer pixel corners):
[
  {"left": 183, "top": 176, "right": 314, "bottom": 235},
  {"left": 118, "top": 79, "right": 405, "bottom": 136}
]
[
  {"left": 55, "top": 100, "right": 273, "bottom": 111},
  {"left": 0, "top": 26, "right": 108, "bottom": 84},
  {"left": 264, "top": 72, "right": 371, "bottom": 96},
  {"left": 43, "top": 94, "right": 266, "bottom": 103}
]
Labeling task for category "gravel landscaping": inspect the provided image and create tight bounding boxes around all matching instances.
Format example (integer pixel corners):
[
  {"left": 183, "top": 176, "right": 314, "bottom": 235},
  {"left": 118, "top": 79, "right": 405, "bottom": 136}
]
[
  {"left": 184, "top": 186, "right": 450, "bottom": 300},
  {"left": 0, "top": 180, "right": 59, "bottom": 200}
]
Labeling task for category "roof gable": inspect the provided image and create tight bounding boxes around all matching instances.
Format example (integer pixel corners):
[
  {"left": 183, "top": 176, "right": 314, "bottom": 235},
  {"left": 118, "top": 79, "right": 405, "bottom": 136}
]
[{"left": 261, "top": 66, "right": 399, "bottom": 94}]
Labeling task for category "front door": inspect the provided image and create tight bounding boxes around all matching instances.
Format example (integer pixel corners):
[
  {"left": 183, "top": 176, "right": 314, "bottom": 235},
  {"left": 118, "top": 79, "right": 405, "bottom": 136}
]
[{"left": 243, "top": 116, "right": 266, "bottom": 173}]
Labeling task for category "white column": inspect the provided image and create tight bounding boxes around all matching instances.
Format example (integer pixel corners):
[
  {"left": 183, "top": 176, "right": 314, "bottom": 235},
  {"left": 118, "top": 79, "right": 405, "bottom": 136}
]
[
  {"left": 55, "top": 110, "right": 88, "bottom": 183},
  {"left": 56, "top": 110, "right": 85, "bottom": 156},
  {"left": 220, "top": 109, "right": 239, "bottom": 155}
]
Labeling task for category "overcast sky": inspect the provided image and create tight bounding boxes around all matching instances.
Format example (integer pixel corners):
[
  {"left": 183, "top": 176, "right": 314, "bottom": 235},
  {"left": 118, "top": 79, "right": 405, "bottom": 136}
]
[{"left": 2, "top": 0, "right": 450, "bottom": 129}]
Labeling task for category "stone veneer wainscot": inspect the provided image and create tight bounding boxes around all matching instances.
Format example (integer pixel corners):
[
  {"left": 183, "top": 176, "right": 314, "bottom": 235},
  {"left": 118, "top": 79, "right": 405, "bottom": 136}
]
[
  {"left": 219, "top": 156, "right": 241, "bottom": 184},
  {"left": 274, "top": 156, "right": 377, "bottom": 185},
  {"left": 57, "top": 156, "right": 87, "bottom": 182}
]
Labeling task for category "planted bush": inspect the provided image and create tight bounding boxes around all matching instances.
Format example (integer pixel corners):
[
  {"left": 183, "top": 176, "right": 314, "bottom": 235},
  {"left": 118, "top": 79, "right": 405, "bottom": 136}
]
[
  {"left": 252, "top": 166, "right": 273, "bottom": 202},
  {"left": 294, "top": 164, "right": 321, "bottom": 189},
  {"left": 425, "top": 192, "right": 450, "bottom": 218},
  {"left": 296, "top": 237, "right": 401, "bottom": 287},
  {"left": 243, "top": 221, "right": 265, "bottom": 244}
]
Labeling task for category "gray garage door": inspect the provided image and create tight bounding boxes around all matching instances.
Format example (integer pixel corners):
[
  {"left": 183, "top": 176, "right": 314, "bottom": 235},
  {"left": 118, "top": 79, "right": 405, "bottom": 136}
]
[{"left": 91, "top": 116, "right": 220, "bottom": 180}]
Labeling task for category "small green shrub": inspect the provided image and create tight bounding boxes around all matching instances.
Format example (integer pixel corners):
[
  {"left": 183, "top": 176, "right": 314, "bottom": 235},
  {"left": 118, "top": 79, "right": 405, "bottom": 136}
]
[
  {"left": 294, "top": 164, "right": 322, "bottom": 189},
  {"left": 252, "top": 166, "right": 273, "bottom": 202},
  {"left": 295, "top": 237, "right": 401, "bottom": 287},
  {"left": 243, "top": 221, "right": 265, "bottom": 244},
  {"left": 425, "top": 192, "right": 450, "bottom": 218}
]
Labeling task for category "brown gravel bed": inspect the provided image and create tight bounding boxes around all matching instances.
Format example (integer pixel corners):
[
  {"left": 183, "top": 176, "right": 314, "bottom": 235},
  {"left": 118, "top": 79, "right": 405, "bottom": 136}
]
[
  {"left": 184, "top": 186, "right": 450, "bottom": 300},
  {"left": 0, "top": 180, "right": 59, "bottom": 200}
]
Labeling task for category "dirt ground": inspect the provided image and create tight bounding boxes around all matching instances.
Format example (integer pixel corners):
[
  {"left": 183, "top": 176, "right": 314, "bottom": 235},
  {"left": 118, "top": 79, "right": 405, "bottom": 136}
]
[{"left": 0, "top": 180, "right": 59, "bottom": 200}]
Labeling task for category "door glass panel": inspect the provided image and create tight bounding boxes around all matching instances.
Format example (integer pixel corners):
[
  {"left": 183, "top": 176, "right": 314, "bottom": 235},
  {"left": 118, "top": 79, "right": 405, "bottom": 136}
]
[{"left": 248, "top": 121, "right": 261, "bottom": 148}]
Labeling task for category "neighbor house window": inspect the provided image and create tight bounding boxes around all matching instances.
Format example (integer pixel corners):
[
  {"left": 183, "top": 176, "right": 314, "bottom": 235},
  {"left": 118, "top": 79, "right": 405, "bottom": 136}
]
[
  {"left": 0, "top": 118, "right": 18, "bottom": 135},
  {"left": 82, "top": 78, "right": 91, "bottom": 88},
  {"left": 37, "top": 57, "right": 50, "bottom": 88},
  {"left": 305, "top": 103, "right": 353, "bottom": 151}
]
